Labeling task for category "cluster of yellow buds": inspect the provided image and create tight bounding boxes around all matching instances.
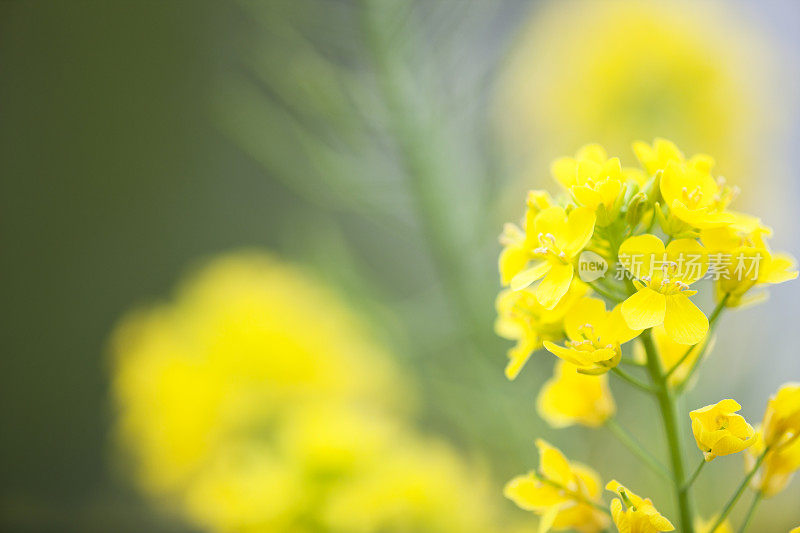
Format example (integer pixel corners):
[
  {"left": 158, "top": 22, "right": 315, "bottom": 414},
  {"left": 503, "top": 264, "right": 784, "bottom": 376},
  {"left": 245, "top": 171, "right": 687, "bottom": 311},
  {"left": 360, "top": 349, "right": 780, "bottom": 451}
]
[{"left": 497, "top": 140, "right": 799, "bottom": 532}]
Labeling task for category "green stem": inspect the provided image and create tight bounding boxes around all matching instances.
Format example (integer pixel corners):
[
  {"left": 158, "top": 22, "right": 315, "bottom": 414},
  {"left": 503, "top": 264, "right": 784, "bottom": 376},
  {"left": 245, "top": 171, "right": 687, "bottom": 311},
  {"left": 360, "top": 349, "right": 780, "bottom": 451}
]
[
  {"left": 665, "top": 295, "right": 728, "bottom": 381},
  {"left": 737, "top": 492, "right": 763, "bottom": 533},
  {"left": 641, "top": 330, "right": 695, "bottom": 533},
  {"left": 535, "top": 475, "right": 611, "bottom": 515},
  {"left": 588, "top": 281, "right": 624, "bottom": 303},
  {"left": 606, "top": 418, "right": 672, "bottom": 482},
  {"left": 360, "top": 0, "right": 485, "bottom": 349},
  {"left": 709, "top": 448, "right": 770, "bottom": 533},
  {"left": 611, "top": 367, "right": 656, "bottom": 394},
  {"left": 681, "top": 459, "right": 705, "bottom": 492}
]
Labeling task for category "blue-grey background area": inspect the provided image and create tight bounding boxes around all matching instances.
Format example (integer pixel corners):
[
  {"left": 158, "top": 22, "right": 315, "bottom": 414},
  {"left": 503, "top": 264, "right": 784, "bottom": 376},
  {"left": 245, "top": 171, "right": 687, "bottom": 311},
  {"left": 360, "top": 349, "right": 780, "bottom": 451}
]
[{"left": 1, "top": 1, "right": 798, "bottom": 532}]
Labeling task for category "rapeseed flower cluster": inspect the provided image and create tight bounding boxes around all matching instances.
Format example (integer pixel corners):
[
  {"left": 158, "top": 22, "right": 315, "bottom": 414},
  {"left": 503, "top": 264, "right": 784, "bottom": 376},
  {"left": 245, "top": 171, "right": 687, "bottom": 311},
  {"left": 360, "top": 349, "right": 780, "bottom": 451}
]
[
  {"left": 111, "top": 252, "right": 499, "bottom": 532},
  {"left": 497, "top": 140, "right": 798, "bottom": 532}
]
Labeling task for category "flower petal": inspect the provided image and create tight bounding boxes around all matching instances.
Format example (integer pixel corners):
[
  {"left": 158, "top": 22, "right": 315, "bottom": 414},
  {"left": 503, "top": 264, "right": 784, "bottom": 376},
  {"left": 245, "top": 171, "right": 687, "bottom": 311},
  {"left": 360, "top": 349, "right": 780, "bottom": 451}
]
[
  {"left": 664, "top": 293, "right": 708, "bottom": 345},
  {"left": 536, "top": 263, "right": 574, "bottom": 309},
  {"left": 511, "top": 261, "right": 552, "bottom": 291},
  {"left": 563, "top": 207, "right": 596, "bottom": 256},
  {"left": 621, "top": 288, "right": 666, "bottom": 330}
]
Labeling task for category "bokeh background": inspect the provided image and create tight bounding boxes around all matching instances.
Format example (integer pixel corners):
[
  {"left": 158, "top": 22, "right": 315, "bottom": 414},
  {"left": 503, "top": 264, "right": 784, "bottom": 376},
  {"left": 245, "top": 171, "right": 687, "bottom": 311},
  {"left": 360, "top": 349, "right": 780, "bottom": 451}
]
[{"left": 2, "top": 1, "right": 799, "bottom": 531}]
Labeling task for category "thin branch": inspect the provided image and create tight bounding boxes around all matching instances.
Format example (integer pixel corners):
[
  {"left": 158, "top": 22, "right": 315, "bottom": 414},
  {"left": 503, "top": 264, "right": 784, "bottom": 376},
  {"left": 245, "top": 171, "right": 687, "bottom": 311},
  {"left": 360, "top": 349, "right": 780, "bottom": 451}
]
[
  {"left": 606, "top": 418, "right": 672, "bottom": 482},
  {"left": 611, "top": 367, "right": 656, "bottom": 394}
]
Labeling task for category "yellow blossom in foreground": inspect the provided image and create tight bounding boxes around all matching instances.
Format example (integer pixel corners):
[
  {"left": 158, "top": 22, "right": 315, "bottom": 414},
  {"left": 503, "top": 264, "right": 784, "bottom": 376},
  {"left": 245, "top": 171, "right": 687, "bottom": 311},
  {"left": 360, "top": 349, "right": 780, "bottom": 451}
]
[
  {"left": 761, "top": 383, "right": 800, "bottom": 449},
  {"left": 746, "top": 428, "right": 800, "bottom": 497},
  {"left": 551, "top": 144, "right": 645, "bottom": 224},
  {"left": 695, "top": 515, "right": 733, "bottom": 533},
  {"left": 606, "top": 480, "right": 674, "bottom": 533},
  {"left": 537, "top": 361, "right": 615, "bottom": 428},
  {"left": 504, "top": 205, "right": 596, "bottom": 309},
  {"left": 505, "top": 440, "right": 609, "bottom": 533},
  {"left": 544, "top": 297, "right": 641, "bottom": 374},
  {"left": 495, "top": 280, "right": 588, "bottom": 380},
  {"left": 111, "top": 252, "right": 499, "bottom": 532},
  {"left": 791, "top": 527, "right": 800, "bottom": 533},
  {"left": 690, "top": 399, "right": 756, "bottom": 461},
  {"left": 619, "top": 235, "right": 708, "bottom": 344}
]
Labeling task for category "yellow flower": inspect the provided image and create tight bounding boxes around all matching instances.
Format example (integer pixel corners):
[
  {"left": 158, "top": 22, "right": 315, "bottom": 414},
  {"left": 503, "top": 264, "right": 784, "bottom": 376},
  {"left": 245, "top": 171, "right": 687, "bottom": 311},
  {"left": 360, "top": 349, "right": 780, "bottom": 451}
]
[
  {"left": 606, "top": 480, "right": 674, "bottom": 533},
  {"left": 690, "top": 399, "right": 756, "bottom": 461},
  {"left": 633, "top": 324, "right": 710, "bottom": 388},
  {"left": 761, "top": 383, "right": 800, "bottom": 449},
  {"left": 551, "top": 144, "right": 645, "bottom": 224},
  {"left": 497, "top": 0, "right": 770, "bottom": 185},
  {"left": 619, "top": 234, "right": 708, "bottom": 344},
  {"left": 503, "top": 205, "right": 596, "bottom": 309},
  {"left": 543, "top": 297, "right": 641, "bottom": 375},
  {"left": 111, "top": 252, "right": 499, "bottom": 532},
  {"left": 695, "top": 515, "right": 733, "bottom": 533},
  {"left": 495, "top": 280, "right": 588, "bottom": 380},
  {"left": 505, "top": 439, "right": 609, "bottom": 533},
  {"left": 746, "top": 428, "right": 800, "bottom": 497},
  {"left": 701, "top": 225, "right": 798, "bottom": 307},
  {"left": 537, "top": 361, "right": 616, "bottom": 428},
  {"left": 499, "top": 190, "right": 555, "bottom": 286}
]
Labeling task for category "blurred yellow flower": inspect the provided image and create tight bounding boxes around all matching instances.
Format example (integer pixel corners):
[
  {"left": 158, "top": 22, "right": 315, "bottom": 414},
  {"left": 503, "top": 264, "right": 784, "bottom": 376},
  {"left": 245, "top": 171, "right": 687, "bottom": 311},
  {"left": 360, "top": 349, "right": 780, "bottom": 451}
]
[
  {"left": 505, "top": 439, "right": 609, "bottom": 533},
  {"left": 618, "top": 235, "right": 708, "bottom": 344},
  {"left": 606, "top": 480, "right": 674, "bottom": 533},
  {"left": 761, "top": 383, "right": 800, "bottom": 449},
  {"left": 690, "top": 399, "right": 756, "bottom": 462},
  {"left": 543, "top": 297, "right": 640, "bottom": 375},
  {"left": 701, "top": 225, "right": 798, "bottom": 307},
  {"left": 537, "top": 360, "right": 615, "bottom": 428},
  {"left": 695, "top": 515, "right": 733, "bottom": 533},
  {"left": 495, "top": 280, "right": 588, "bottom": 380},
  {"left": 746, "top": 428, "right": 800, "bottom": 497},
  {"left": 111, "top": 251, "right": 499, "bottom": 532},
  {"left": 498, "top": 0, "right": 771, "bottom": 184}
]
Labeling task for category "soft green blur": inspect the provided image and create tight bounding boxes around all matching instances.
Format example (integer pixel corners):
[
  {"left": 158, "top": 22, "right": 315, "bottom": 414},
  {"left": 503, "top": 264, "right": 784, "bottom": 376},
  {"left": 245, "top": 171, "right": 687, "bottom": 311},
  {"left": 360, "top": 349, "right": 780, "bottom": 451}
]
[{"left": 2, "top": 1, "right": 799, "bottom": 532}]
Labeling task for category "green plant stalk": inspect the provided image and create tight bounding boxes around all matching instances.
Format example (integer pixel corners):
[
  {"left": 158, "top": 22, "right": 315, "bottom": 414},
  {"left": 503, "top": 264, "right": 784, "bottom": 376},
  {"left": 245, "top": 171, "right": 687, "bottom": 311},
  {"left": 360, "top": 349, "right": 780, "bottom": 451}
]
[
  {"left": 641, "top": 330, "right": 695, "bottom": 533},
  {"left": 606, "top": 418, "right": 672, "bottom": 482},
  {"left": 681, "top": 458, "right": 705, "bottom": 492},
  {"left": 360, "top": 0, "right": 490, "bottom": 352},
  {"left": 708, "top": 448, "right": 770, "bottom": 533},
  {"left": 535, "top": 475, "right": 612, "bottom": 515},
  {"left": 737, "top": 492, "right": 763, "bottom": 533}
]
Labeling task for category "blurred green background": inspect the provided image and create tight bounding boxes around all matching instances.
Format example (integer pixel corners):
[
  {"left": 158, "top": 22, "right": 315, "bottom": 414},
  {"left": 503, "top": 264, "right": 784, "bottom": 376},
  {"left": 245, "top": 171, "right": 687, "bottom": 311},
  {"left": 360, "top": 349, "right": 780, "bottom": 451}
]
[{"left": 2, "top": 1, "right": 800, "bottom": 531}]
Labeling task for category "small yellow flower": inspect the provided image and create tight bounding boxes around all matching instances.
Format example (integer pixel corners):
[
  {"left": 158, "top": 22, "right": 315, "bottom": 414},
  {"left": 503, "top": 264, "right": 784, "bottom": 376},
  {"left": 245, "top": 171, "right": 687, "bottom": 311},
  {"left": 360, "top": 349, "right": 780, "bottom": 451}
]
[
  {"left": 701, "top": 225, "right": 798, "bottom": 307},
  {"left": 690, "top": 399, "right": 756, "bottom": 461},
  {"left": 499, "top": 190, "right": 556, "bottom": 285},
  {"left": 505, "top": 439, "right": 609, "bottom": 533},
  {"left": 551, "top": 144, "right": 645, "bottom": 224},
  {"left": 606, "top": 480, "right": 674, "bottom": 533},
  {"left": 695, "top": 515, "right": 733, "bottom": 533},
  {"left": 790, "top": 527, "right": 800, "bottom": 533},
  {"left": 495, "top": 281, "right": 588, "bottom": 380},
  {"left": 619, "top": 234, "right": 708, "bottom": 344},
  {"left": 746, "top": 428, "right": 800, "bottom": 497},
  {"left": 635, "top": 139, "right": 747, "bottom": 231},
  {"left": 761, "top": 383, "right": 800, "bottom": 449},
  {"left": 633, "top": 325, "right": 710, "bottom": 388},
  {"left": 503, "top": 205, "right": 596, "bottom": 309},
  {"left": 537, "top": 361, "right": 615, "bottom": 428},
  {"left": 543, "top": 297, "right": 641, "bottom": 374}
]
